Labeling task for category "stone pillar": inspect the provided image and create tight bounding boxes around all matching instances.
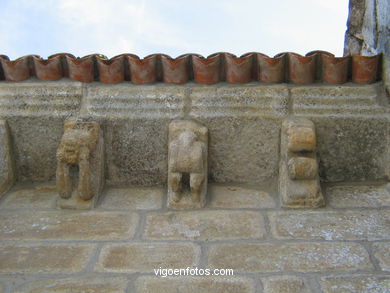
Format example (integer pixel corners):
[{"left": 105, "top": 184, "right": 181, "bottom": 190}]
[
  {"left": 279, "top": 118, "right": 324, "bottom": 208},
  {"left": 167, "top": 120, "right": 208, "bottom": 209},
  {"left": 344, "top": 0, "right": 390, "bottom": 91},
  {"left": 56, "top": 120, "right": 104, "bottom": 209},
  {"left": 0, "top": 120, "right": 14, "bottom": 196}
]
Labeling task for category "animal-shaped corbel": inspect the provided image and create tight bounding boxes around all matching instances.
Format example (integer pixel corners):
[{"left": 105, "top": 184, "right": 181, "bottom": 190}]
[
  {"left": 56, "top": 120, "right": 104, "bottom": 209},
  {"left": 168, "top": 120, "right": 208, "bottom": 209}
]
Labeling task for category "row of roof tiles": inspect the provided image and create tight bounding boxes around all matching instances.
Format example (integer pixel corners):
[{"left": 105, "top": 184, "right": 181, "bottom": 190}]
[{"left": 0, "top": 51, "right": 381, "bottom": 85}]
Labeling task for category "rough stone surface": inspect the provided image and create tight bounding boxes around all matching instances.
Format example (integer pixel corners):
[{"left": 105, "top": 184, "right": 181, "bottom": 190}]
[
  {"left": 262, "top": 276, "right": 312, "bottom": 293},
  {"left": 135, "top": 276, "right": 255, "bottom": 293},
  {"left": 0, "top": 120, "right": 14, "bottom": 196},
  {"left": 326, "top": 185, "right": 390, "bottom": 208},
  {"left": 13, "top": 277, "right": 129, "bottom": 293},
  {"left": 312, "top": 116, "right": 390, "bottom": 182},
  {"left": 269, "top": 210, "right": 390, "bottom": 241},
  {"left": 208, "top": 185, "right": 276, "bottom": 208},
  {"left": 0, "top": 211, "right": 138, "bottom": 240},
  {"left": 96, "top": 243, "right": 200, "bottom": 273},
  {"left": 103, "top": 118, "right": 169, "bottom": 186},
  {"left": 320, "top": 275, "right": 390, "bottom": 293},
  {"left": 188, "top": 84, "right": 289, "bottom": 118},
  {"left": 290, "top": 85, "right": 388, "bottom": 116},
  {"left": 201, "top": 116, "right": 281, "bottom": 184},
  {"left": 0, "top": 80, "right": 82, "bottom": 117},
  {"left": 83, "top": 83, "right": 186, "bottom": 119},
  {"left": 167, "top": 120, "right": 208, "bottom": 209},
  {"left": 144, "top": 210, "right": 264, "bottom": 240},
  {"left": 208, "top": 242, "right": 372, "bottom": 272},
  {"left": 56, "top": 120, "right": 104, "bottom": 209},
  {"left": 1, "top": 184, "right": 57, "bottom": 209},
  {"left": 99, "top": 187, "right": 163, "bottom": 210},
  {"left": 0, "top": 244, "right": 95, "bottom": 273},
  {"left": 372, "top": 242, "right": 390, "bottom": 272},
  {"left": 6, "top": 117, "right": 66, "bottom": 182}
]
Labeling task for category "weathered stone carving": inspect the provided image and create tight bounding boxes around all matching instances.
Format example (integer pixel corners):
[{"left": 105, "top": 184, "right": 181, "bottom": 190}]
[
  {"left": 279, "top": 117, "right": 324, "bottom": 208},
  {"left": 0, "top": 120, "right": 14, "bottom": 196},
  {"left": 56, "top": 120, "right": 104, "bottom": 209},
  {"left": 168, "top": 120, "right": 208, "bottom": 209}
]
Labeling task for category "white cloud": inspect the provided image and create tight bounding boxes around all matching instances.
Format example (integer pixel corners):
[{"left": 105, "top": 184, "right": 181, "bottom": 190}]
[
  {"left": 0, "top": 0, "right": 349, "bottom": 58},
  {"left": 54, "top": 0, "right": 191, "bottom": 57}
]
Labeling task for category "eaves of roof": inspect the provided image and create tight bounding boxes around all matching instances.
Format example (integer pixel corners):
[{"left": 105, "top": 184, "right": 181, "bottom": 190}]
[{"left": 0, "top": 51, "right": 381, "bottom": 85}]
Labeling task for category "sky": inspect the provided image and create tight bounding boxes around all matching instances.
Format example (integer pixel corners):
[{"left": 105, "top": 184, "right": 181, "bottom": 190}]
[{"left": 0, "top": 0, "right": 349, "bottom": 59}]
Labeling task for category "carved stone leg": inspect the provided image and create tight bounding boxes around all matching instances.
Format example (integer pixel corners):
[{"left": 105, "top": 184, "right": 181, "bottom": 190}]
[
  {"left": 56, "top": 162, "right": 72, "bottom": 199},
  {"left": 168, "top": 172, "right": 182, "bottom": 202},
  {"left": 190, "top": 173, "right": 204, "bottom": 202},
  {"left": 0, "top": 120, "right": 14, "bottom": 197},
  {"left": 78, "top": 147, "right": 92, "bottom": 200}
]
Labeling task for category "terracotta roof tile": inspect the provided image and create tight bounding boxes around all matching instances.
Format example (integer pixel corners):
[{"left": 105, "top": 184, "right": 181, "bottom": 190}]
[{"left": 0, "top": 52, "right": 381, "bottom": 84}]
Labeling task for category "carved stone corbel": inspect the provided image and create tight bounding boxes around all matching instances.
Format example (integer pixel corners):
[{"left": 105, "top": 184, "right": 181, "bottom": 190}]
[
  {"left": 56, "top": 120, "right": 104, "bottom": 209},
  {"left": 0, "top": 120, "right": 14, "bottom": 196},
  {"left": 279, "top": 117, "right": 324, "bottom": 208},
  {"left": 168, "top": 120, "right": 208, "bottom": 209}
]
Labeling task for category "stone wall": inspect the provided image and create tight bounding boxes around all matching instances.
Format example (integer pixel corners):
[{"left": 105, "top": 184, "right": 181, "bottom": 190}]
[{"left": 0, "top": 80, "right": 388, "bottom": 186}]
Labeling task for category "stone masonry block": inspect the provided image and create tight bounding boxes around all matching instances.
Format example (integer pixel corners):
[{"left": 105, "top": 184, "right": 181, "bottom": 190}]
[
  {"left": 320, "top": 275, "right": 390, "bottom": 293},
  {"left": 144, "top": 210, "right": 265, "bottom": 240},
  {"left": 13, "top": 277, "right": 128, "bottom": 293},
  {"left": 0, "top": 211, "right": 138, "bottom": 240},
  {"left": 0, "top": 244, "right": 95, "bottom": 273},
  {"left": 96, "top": 243, "right": 200, "bottom": 273},
  {"left": 262, "top": 276, "right": 312, "bottom": 293},
  {"left": 135, "top": 276, "right": 255, "bottom": 293},
  {"left": 208, "top": 242, "right": 372, "bottom": 272}
]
